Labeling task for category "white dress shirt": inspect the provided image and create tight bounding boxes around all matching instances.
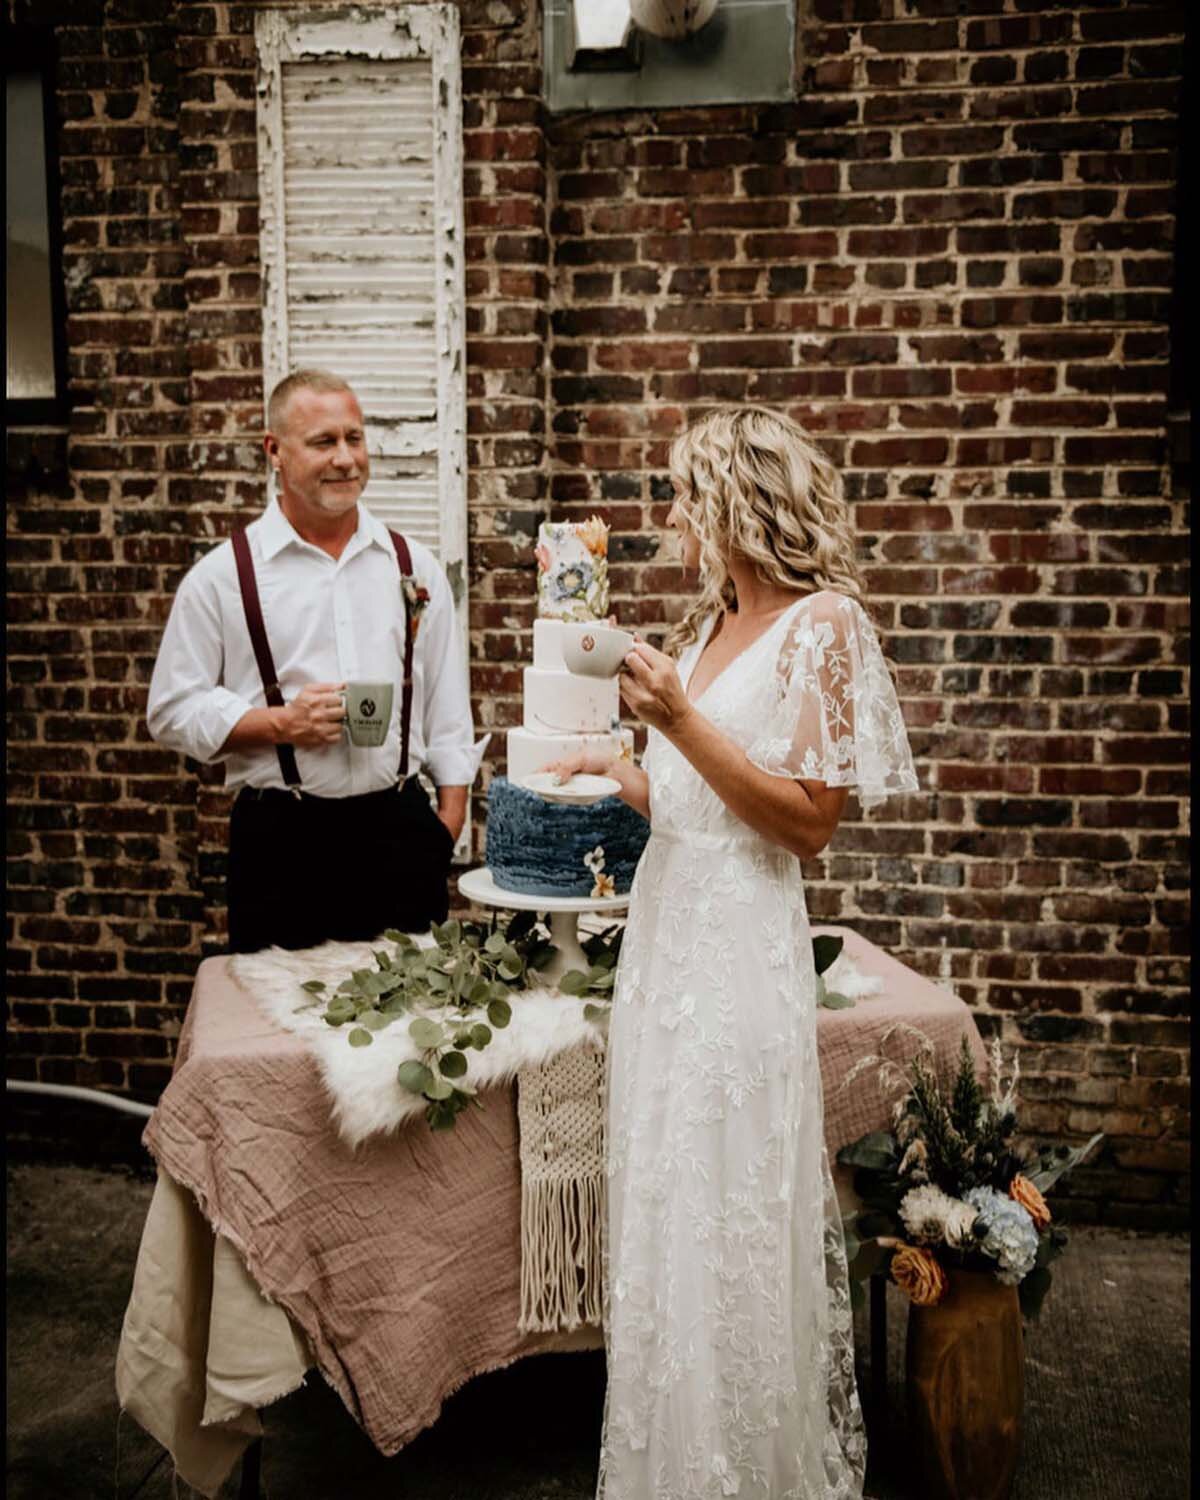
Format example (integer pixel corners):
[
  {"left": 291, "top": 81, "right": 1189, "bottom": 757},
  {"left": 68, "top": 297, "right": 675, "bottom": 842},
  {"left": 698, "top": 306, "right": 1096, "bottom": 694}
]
[{"left": 147, "top": 499, "right": 478, "bottom": 797}]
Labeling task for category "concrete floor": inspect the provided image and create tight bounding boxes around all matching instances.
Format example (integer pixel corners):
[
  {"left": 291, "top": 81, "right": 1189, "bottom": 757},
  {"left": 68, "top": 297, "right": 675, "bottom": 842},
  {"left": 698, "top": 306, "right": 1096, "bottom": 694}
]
[{"left": 5, "top": 1158, "right": 1191, "bottom": 1500}]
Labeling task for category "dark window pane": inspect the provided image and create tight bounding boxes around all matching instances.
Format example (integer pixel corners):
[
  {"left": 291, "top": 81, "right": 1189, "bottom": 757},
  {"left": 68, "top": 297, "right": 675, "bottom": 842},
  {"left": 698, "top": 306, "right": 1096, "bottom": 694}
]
[{"left": 6, "top": 68, "right": 58, "bottom": 402}]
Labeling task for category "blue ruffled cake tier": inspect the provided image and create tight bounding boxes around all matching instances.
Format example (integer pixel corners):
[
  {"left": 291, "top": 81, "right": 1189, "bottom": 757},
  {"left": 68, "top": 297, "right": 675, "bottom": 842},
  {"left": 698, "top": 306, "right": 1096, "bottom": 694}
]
[{"left": 485, "top": 776, "right": 651, "bottom": 898}]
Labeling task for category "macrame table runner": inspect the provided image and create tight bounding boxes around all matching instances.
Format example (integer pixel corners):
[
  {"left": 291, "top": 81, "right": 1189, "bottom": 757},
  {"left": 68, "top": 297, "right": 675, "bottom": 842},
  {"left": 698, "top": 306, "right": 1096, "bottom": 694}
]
[{"left": 229, "top": 939, "right": 880, "bottom": 1336}]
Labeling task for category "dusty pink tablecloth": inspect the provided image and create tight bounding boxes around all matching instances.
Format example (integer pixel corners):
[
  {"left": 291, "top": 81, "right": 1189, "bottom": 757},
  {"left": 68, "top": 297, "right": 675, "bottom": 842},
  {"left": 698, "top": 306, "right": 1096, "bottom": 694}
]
[{"left": 120, "top": 923, "right": 983, "bottom": 1490}]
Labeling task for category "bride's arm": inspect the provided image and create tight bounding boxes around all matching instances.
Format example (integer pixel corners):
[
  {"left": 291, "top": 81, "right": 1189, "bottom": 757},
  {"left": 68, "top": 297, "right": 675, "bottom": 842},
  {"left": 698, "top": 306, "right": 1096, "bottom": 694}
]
[{"left": 619, "top": 642, "right": 846, "bottom": 858}]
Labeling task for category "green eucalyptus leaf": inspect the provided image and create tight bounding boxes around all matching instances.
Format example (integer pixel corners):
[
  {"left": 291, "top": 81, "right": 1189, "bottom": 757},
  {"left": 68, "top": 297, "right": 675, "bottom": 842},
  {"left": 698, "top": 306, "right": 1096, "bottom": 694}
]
[
  {"left": 583, "top": 1003, "right": 610, "bottom": 1026},
  {"left": 439, "top": 1050, "right": 469, "bottom": 1079},
  {"left": 837, "top": 1132, "right": 899, "bottom": 1171},
  {"left": 300, "top": 980, "right": 326, "bottom": 994},
  {"left": 558, "top": 969, "right": 589, "bottom": 996},
  {"left": 813, "top": 934, "right": 844, "bottom": 975},
  {"left": 484, "top": 931, "right": 507, "bottom": 955},
  {"left": 470, "top": 1023, "right": 492, "bottom": 1050},
  {"left": 425, "top": 1075, "right": 454, "bottom": 1101},
  {"left": 397, "top": 1060, "right": 434, "bottom": 1094},
  {"left": 487, "top": 998, "right": 512, "bottom": 1029},
  {"left": 347, "top": 1027, "right": 374, "bottom": 1048},
  {"left": 469, "top": 977, "right": 492, "bottom": 1006},
  {"left": 409, "top": 1017, "right": 446, "bottom": 1049},
  {"left": 820, "top": 991, "right": 855, "bottom": 1010},
  {"left": 360, "top": 1009, "right": 391, "bottom": 1030}
]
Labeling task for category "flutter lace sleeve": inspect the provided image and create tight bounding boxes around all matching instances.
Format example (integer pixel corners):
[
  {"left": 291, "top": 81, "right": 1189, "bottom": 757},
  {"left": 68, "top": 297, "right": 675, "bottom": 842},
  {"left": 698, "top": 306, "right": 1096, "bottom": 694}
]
[{"left": 746, "top": 592, "right": 919, "bottom": 810}]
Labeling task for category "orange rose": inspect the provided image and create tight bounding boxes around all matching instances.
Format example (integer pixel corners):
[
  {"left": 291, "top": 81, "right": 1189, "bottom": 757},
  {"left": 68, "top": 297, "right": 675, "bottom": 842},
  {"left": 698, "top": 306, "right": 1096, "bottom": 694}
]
[
  {"left": 890, "top": 1244, "right": 947, "bottom": 1307},
  {"left": 1009, "top": 1173, "right": 1051, "bottom": 1229}
]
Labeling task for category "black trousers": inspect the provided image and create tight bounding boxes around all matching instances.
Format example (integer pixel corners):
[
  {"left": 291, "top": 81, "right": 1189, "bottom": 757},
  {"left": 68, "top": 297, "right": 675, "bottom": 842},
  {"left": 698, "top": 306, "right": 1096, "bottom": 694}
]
[{"left": 226, "top": 778, "right": 453, "bottom": 954}]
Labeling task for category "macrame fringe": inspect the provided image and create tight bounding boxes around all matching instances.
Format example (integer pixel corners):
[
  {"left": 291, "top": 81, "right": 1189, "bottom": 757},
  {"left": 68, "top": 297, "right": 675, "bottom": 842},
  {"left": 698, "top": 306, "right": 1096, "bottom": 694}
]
[
  {"left": 519, "top": 1171, "right": 605, "bottom": 1334},
  {"left": 517, "top": 1045, "right": 608, "bottom": 1334}
]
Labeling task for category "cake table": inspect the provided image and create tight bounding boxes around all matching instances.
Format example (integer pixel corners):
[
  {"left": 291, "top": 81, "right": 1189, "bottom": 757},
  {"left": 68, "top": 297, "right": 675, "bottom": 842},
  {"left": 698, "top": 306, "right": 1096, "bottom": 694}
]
[{"left": 457, "top": 866, "right": 629, "bottom": 983}]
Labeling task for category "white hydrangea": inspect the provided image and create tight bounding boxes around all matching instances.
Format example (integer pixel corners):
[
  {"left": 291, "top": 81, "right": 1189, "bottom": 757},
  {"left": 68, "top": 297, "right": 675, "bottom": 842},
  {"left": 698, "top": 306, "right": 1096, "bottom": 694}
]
[
  {"left": 899, "top": 1184, "right": 979, "bottom": 1248},
  {"left": 963, "top": 1186, "right": 1040, "bottom": 1284}
]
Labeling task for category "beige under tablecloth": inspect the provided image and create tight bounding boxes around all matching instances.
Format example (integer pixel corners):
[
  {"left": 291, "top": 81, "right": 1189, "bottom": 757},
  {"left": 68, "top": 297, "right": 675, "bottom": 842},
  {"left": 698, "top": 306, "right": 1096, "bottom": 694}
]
[{"left": 116, "top": 924, "right": 984, "bottom": 1496}]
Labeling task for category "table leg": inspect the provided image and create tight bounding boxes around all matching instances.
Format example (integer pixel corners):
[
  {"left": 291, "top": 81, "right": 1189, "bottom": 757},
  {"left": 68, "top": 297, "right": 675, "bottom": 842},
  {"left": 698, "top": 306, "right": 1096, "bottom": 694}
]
[
  {"left": 869, "top": 1273, "right": 888, "bottom": 1450},
  {"left": 238, "top": 1436, "right": 262, "bottom": 1500}
]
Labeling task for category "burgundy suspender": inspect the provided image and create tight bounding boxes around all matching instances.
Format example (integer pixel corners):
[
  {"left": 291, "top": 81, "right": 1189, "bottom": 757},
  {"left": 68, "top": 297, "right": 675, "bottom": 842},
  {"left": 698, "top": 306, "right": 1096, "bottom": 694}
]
[
  {"left": 231, "top": 528, "right": 302, "bottom": 791},
  {"left": 230, "top": 526, "right": 415, "bottom": 792},
  {"left": 388, "top": 529, "right": 415, "bottom": 784}
]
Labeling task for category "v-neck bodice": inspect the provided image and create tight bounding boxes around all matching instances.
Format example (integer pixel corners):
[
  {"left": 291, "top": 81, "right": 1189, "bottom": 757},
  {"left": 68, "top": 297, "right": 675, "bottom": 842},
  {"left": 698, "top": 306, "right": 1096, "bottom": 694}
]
[{"left": 682, "top": 591, "right": 830, "bottom": 708}]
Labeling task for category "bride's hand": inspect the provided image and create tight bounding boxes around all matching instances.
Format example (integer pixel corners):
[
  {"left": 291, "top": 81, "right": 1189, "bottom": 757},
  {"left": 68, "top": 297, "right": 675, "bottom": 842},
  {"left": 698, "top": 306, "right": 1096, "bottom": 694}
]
[
  {"left": 619, "top": 639, "right": 693, "bottom": 735},
  {"left": 539, "top": 747, "right": 616, "bottom": 784}
]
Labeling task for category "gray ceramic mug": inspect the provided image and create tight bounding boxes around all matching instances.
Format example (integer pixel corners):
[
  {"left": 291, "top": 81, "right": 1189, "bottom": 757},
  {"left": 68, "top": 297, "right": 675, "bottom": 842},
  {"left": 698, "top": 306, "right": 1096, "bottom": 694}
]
[{"left": 340, "top": 682, "right": 394, "bottom": 748}]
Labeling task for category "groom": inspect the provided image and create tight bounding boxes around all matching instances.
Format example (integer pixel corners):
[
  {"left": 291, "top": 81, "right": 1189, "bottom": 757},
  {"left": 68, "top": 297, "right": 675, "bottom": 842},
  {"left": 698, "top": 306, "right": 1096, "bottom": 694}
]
[{"left": 146, "top": 368, "right": 478, "bottom": 952}]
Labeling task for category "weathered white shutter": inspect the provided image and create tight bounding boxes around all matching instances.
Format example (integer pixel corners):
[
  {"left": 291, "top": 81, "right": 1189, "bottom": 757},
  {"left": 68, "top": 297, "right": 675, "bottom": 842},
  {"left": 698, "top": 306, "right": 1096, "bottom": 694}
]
[{"left": 255, "top": 5, "right": 467, "bottom": 614}]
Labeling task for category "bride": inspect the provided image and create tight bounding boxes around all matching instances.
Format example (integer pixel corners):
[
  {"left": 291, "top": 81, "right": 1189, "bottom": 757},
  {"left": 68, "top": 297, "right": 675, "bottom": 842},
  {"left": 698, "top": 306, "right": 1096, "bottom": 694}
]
[{"left": 549, "top": 406, "right": 918, "bottom": 1499}]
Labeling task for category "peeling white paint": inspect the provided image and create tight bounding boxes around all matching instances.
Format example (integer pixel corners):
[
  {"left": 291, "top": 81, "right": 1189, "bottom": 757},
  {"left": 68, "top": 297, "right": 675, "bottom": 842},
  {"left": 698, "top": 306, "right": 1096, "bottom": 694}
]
[{"left": 254, "top": 3, "right": 467, "bottom": 620}]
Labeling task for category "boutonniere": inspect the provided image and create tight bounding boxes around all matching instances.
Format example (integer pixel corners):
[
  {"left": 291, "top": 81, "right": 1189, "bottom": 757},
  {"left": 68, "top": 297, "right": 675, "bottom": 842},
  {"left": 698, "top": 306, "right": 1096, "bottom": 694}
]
[{"left": 401, "top": 575, "right": 431, "bottom": 640}]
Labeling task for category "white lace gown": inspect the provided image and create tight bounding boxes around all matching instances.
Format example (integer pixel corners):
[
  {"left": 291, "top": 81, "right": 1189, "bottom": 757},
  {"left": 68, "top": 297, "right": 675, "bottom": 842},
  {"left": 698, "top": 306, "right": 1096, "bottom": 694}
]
[{"left": 597, "top": 590, "right": 919, "bottom": 1500}]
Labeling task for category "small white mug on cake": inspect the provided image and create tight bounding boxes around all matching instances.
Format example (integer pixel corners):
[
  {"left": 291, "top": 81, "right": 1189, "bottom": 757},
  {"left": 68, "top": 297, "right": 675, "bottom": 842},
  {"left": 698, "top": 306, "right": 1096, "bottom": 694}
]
[{"left": 561, "top": 621, "right": 636, "bottom": 679}]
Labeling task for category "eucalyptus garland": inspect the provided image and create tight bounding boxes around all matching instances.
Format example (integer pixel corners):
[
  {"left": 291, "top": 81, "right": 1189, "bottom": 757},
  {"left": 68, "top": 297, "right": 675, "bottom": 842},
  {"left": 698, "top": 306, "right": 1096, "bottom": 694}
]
[{"left": 301, "top": 911, "right": 623, "bottom": 1131}]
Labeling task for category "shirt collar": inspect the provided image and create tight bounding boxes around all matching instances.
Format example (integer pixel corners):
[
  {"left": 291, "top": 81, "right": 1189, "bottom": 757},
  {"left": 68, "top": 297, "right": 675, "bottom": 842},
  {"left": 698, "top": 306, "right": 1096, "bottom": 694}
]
[{"left": 255, "top": 496, "right": 395, "bottom": 564}]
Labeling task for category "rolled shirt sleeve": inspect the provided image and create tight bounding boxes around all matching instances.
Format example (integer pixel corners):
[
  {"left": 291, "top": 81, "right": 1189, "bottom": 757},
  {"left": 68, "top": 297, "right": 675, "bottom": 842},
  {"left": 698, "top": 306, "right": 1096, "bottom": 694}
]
[
  {"left": 414, "top": 552, "right": 477, "bottom": 787},
  {"left": 146, "top": 554, "right": 256, "bottom": 765}
]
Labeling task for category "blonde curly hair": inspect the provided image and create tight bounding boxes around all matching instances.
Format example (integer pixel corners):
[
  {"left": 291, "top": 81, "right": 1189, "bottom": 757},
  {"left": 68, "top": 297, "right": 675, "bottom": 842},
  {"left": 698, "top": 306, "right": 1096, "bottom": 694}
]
[{"left": 663, "top": 406, "right": 870, "bottom": 656}]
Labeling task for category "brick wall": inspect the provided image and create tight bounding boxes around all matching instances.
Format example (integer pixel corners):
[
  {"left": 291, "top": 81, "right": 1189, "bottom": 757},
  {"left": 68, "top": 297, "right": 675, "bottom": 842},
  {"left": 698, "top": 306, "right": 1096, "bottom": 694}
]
[{"left": 6, "top": 0, "right": 1189, "bottom": 1227}]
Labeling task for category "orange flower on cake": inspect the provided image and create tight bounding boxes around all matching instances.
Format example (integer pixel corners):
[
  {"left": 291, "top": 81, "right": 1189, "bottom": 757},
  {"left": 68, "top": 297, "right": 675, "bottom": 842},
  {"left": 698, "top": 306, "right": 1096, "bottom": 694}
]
[
  {"left": 890, "top": 1244, "right": 948, "bottom": 1307},
  {"left": 1008, "top": 1173, "right": 1051, "bottom": 1230},
  {"left": 578, "top": 515, "right": 608, "bottom": 557}
]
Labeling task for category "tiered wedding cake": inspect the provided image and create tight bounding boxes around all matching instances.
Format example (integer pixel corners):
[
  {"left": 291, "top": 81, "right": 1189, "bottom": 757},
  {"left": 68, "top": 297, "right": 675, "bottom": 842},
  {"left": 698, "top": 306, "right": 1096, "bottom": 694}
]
[{"left": 485, "top": 519, "right": 651, "bottom": 898}]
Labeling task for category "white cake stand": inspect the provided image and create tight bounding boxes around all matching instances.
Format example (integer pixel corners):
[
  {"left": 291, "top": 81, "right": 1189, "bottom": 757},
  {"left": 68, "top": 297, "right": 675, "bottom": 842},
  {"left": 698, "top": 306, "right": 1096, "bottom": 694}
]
[{"left": 457, "top": 867, "right": 629, "bottom": 985}]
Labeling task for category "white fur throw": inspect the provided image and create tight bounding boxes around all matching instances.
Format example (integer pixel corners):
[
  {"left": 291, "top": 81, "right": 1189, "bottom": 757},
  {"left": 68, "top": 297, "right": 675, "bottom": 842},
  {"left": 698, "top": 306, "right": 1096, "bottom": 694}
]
[
  {"left": 823, "top": 950, "right": 884, "bottom": 1001},
  {"left": 229, "top": 936, "right": 605, "bottom": 1150},
  {"left": 228, "top": 938, "right": 883, "bottom": 1151}
]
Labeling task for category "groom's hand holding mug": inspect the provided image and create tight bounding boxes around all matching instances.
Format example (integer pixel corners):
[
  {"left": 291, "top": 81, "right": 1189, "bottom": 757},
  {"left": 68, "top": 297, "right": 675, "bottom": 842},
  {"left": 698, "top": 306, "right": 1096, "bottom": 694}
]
[{"left": 273, "top": 682, "right": 346, "bottom": 747}]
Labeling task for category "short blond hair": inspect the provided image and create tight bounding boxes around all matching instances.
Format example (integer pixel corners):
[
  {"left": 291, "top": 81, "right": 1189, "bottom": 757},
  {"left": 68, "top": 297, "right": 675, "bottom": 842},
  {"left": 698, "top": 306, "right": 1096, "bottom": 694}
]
[{"left": 266, "top": 368, "right": 357, "bottom": 432}]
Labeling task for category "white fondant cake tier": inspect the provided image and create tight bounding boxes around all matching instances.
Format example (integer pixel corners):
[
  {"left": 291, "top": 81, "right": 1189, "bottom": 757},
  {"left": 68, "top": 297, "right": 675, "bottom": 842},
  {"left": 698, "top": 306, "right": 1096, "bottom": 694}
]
[
  {"left": 507, "top": 725, "right": 633, "bottom": 784},
  {"left": 523, "top": 667, "right": 617, "bottom": 735}
]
